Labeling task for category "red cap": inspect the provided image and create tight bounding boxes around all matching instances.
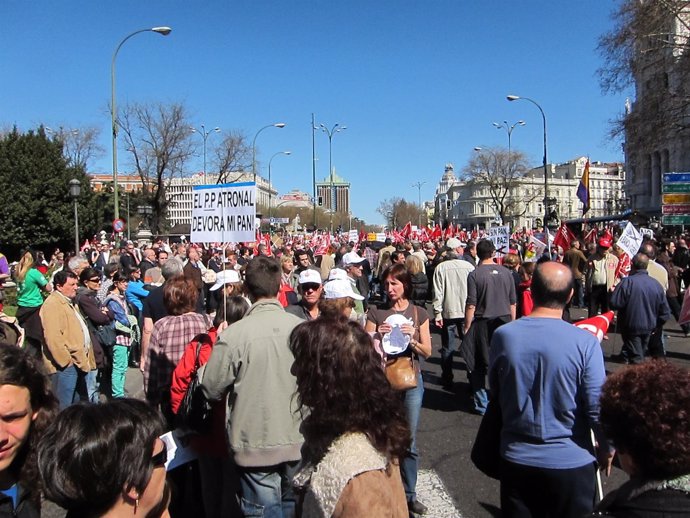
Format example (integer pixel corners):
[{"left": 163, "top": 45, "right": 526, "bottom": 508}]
[{"left": 598, "top": 237, "right": 612, "bottom": 248}]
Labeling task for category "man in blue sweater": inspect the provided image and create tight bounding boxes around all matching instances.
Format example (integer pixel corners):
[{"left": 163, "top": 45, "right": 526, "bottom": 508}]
[
  {"left": 489, "top": 261, "right": 613, "bottom": 517},
  {"left": 610, "top": 252, "right": 671, "bottom": 364}
]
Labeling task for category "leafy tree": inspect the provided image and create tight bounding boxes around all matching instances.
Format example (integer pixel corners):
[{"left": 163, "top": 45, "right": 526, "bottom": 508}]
[
  {"left": 118, "top": 102, "right": 195, "bottom": 234},
  {"left": 461, "top": 147, "right": 535, "bottom": 225},
  {"left": 376, "top": 197, "right": 426, "bottom": 229},
  {"left": 0, "top": 127, "right": 100, "bottom": 255}
]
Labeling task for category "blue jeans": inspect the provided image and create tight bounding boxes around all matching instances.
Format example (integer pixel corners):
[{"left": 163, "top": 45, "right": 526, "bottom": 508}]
[
  {"left": 51, "top": 365, "right": 81, "bottom": 410},
  {"left": 401, "top": 371, "right": 424, "bottom": 503},
  {"left": 238, "top": 461, "right": 299, "bottom": 518},
  {"left": 440, "top": 318, "right": 464, "bottom": 383},
  {"left": 469, "top": 368, "right": 489, "bottom": 415},
  {"left": 84, "top": 368, "right": 100, "bottom": 403}
]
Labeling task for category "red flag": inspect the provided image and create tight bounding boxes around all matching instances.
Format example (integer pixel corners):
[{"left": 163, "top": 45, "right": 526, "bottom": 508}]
[
  {"left": 615, "top": 252, "right": 631, "bottom": 279},
  {"left": 575, "top": 311, "right": 614, "bottom": 342},
  {"left": 584, "top": 228, "right": 597, "bottom": 244},
  {"left": 430, "top": 225, "right": 442, "bottom": 240},
  {"left": 401, "top": 221, "right": 412, "bottom": 239},
  {"left": 553, "top": 223, "right": 576, "bottom": 252}
]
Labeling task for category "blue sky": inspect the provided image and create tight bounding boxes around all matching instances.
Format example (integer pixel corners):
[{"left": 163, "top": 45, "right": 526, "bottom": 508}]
[{"left": 1, "top": 1, "right": 629, "bottom": 225}]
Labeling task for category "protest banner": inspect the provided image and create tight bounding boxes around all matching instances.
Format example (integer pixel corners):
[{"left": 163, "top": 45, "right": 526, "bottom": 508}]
[
  {"left": 488, "top": 226, "right": 510, "bottom": 257},
  {"left": 191, "top": 182, "right": 256, "bottom": 243},
  {"left": 616, "top": 222, "right": 643, "bottom": 259}
]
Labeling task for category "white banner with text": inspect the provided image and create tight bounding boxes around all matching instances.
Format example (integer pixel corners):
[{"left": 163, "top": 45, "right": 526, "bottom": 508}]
[{"left": 191, "top": 182, "right": 256, "bottom": 243}]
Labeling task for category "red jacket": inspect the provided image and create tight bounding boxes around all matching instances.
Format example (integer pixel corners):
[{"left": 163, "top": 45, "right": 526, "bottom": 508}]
[
  {"left": 518, "top": 279, "right": 534, "bottom": 317},
  {"left": 170, "top": 327, "right": 227, "bottom": 457}
]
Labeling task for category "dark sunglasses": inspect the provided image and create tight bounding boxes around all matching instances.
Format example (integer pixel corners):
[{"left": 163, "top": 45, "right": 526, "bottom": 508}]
[
  {"left": 88, "top": 278, "right": 101, "bottom": 283},
  {"left": 301, "top": 283, "right": 321, "bottom": 292},
  {"left": 151, "top": 443, "right": 168, "bottom": 468}
]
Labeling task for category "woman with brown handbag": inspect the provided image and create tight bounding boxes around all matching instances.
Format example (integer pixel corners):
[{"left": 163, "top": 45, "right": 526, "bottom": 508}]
[{"left": 365, "top": 263, "right": 432, "bottom": 516}]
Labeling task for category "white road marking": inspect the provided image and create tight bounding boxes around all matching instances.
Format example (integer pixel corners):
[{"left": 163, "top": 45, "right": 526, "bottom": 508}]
[{"left": 416, "top": 469, "right": 463, "bottom": 517}]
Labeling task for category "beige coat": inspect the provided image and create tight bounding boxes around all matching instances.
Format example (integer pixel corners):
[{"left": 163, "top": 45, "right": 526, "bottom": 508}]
[
  {"left": 294, "top": 432, "right": 408, "bottom": 518},
  {"left": 40, "top": 291, "right": 95, "bottom": 374}
]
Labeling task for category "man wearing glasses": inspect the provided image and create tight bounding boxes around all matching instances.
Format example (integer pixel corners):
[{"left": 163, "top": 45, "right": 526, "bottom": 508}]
[{"left": 285, "top": 269, "right": 323, "bottom": 321}]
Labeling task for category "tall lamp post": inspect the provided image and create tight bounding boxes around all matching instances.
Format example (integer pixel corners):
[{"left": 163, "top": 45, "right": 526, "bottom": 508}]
[
  {"left": 507, "top": 94, "right": 549, "bottom": 255},
  {"left": 492, "top": 120, "right": 525, "bottom": 155},
  {"left": 111, "top": 26, "right": 172, "bottom": 221},
  {"left": 412, "top": 181, "right": 426, "bottom": 228},
  {"left": 69, "top": 179, "right": 81, "bottom": 254},
  {"left": 252, "top": 122, "right": 286, "bottom": 184},
  {"left": 190, "top": 125, "right": 220, "bottom": 184},
  {"left": 268, "top": 150, "right": 291, "bottom": 230},
  {"left": 320, "top": 123, "right": 347, "bottom": 233}
]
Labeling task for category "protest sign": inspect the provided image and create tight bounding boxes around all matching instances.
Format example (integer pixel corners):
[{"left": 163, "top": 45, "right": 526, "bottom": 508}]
[
  {"left": 639, "top": 227, "right": 653, "bottom": 239},
  {"left": 191, "top": 182, "right": 256, "bottom": 243},
  {"left": 348, "top": 229, "right": 359, "bottom": 243},
  {"left": 488, "top": 226, "right": 510, "bottom": 257},
  {"left": 616, "top": 222, "right": 643, "bottom": 259}
]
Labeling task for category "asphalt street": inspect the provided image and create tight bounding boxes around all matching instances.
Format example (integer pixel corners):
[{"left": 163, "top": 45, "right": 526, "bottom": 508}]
[{"left": 124, "top": 306, "right": 690, "bottom": 518}]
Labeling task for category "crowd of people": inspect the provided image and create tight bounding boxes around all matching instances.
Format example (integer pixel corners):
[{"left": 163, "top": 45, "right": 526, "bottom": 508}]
[{"left": 0, "top": 225, "right": 687, "bottom": 517}]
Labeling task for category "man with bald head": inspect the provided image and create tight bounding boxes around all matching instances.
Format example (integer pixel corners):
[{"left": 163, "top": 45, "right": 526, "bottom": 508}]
[
  {"left": 489, "top": 261, "right": 613, "bottom": 517},
  {"left": 610, "top": 253, "right": 670, "bottom": 364}
]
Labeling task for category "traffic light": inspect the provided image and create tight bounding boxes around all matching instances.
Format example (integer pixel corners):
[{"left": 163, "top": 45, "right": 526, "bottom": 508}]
[
  {"left": 446, "top": 200, "right": 451, "bottom": 210},
  {"left": 318, "top": 196, "right": 323, "bottom": 206}
]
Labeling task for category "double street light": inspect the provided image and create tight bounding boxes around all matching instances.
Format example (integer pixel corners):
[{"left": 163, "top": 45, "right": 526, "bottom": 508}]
[
  {"left": 492, "top": 120, "right": 525, "bottom": 156},
  {"left": 268, "top": 150, "right": 291, "bottom": 228},
  {"left": 507, "top": 94, "right": 550, "bottom": 256},
  {"left": 111, "top": 26, "right": 172, "bottom": 222},
  {"left": 320, "top": 123, "right": 347, "bottom": 233},
  {"left": 190, "top": 125, "right": 221, "bottom": 184}
]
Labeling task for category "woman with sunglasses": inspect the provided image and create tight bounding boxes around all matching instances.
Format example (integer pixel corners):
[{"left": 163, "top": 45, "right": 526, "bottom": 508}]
[
  {"left": 76, "top": 268, "right": 114, "bottom": 401},
  {"left": 38, "top": 398, "right": 169, "bottom": 518}
]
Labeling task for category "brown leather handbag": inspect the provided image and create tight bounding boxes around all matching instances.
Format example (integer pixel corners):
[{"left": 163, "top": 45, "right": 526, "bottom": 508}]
[{"left": 384, "top": 305, "right": 420, "bottom": 390}]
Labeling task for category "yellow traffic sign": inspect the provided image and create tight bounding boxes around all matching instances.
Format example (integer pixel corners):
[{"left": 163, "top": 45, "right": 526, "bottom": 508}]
[{"left": 662, "top": 193, "right": 690, "bottom": 204}]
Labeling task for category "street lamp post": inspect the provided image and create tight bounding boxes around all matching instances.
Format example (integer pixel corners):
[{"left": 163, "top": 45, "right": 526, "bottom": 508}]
[
  {"left": 111, "top": 26, "right": 172, "bottom": 221},
  {"left": 252, "top": 123, "right": 286, "bottom": 186},
  {"left": 412, "top": 181, "right": 426, "bottom": 228},
  {"left": 492, "top": 120, "right": 525, "bottom": 156},
  {"left": 320, "top": 123, "right": 347, "bottom": 233},
  {"left": 69, "top": 179, "right": 81, "bottom": 254},
  {"left": 268, "top": 150, "right": 291, "bottom": 230},
  {"left": 507, "top": 94, "right": 549, "bottom": 256},
  {"left": 190, "top": 125, "right": 220, "bottom": 184}
]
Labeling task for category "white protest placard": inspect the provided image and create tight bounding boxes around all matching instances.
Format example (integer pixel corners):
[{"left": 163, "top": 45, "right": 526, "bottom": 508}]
[
  {"left": 348, "top": 229, "right": 359, "bottom": 243},
  {"left": 488, "top": 226, "right": 510, "bottom": 256},
  {"left": 616, "top": 222, "right": 643, "bottom": 258},
  {"left": 191, "top": 182, "right": 256, "bottom": 243},
  {"left": 375, "top": 233, "right": 386, "bottom": 242},
  {"left": 640, "top": 227, "right": 654, "bottom": 239}
]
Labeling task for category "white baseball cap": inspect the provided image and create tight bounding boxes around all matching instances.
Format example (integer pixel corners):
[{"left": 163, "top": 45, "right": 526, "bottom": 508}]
[
  {"left": 298, "top": 269, "right": 322, "bottom": 285},
  {"left": 328, "top": 268, "right": 348, "bottom": 281},
  {"left": 323, "top": 279, "right": 364, "bottom": 300},
  {"left": 342, "top": 251, "right": 365, "bottom": 266},
  {"left": 210, "top": 269, "right": 241, "bottom": 291}
]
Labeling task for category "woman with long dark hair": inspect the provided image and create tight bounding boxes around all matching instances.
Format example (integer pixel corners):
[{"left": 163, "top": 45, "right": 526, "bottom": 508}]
[
  {"left": 290, "top": 317, "right": 410, "bottom": 517},
  {"left": 364, "top": 263, "right": 432, "bottom": 516},
  {"left": 0, "top": 344, "right": 58, "bottom": 517},
  {"left": 38, "top": 399, "right": 169, "bottom": 518},
  {"left": 15, "top": 250, "right": 52, "bottom": 358}
]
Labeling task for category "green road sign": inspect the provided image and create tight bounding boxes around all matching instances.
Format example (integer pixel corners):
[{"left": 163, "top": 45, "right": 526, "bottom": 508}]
[
  {"left": 663, "top": 183, "right": 690, "bottom": 193},
  {"left": 662, "top": 215, "right": 690, "bottom": 225}
]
